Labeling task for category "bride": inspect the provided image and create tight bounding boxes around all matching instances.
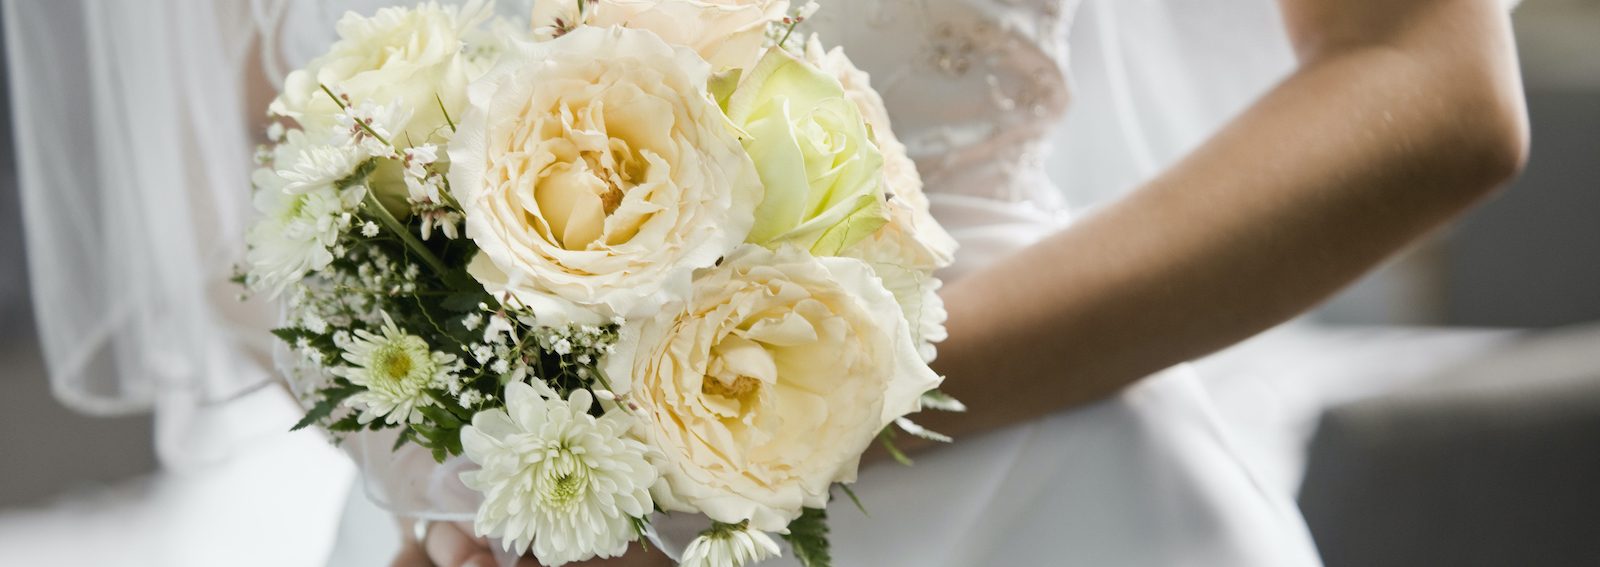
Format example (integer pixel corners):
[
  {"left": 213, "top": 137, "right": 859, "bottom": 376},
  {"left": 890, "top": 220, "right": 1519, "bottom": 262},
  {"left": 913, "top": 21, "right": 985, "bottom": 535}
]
[
  {"left": 394, "top": 0, "right": 1528, "bottom": 565},
  {"left": 5, "top": 0, "right": 1525, "bottom": 566}
]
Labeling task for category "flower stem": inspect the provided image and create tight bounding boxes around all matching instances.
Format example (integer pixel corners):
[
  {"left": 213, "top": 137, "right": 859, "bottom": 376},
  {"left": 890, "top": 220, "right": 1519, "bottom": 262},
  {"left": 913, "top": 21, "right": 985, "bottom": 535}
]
[
  {"left": 779, "top": 19, "right": 801, "bottom": 48},
  {"left": 321, "top": 83, "right": 395, "bottom": 147},
  {"left": 436, "top": 94, "right": 456, "bottom": 133},
  {"left": 362, "top": 189, "right": 449, "bottom": 275}
]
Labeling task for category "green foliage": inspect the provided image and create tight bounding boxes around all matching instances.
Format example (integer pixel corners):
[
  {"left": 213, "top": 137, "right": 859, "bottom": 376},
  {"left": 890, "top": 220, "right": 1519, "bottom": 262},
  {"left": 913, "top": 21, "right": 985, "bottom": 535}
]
[
  {"left": 782, "top": 507, "right": 832, "bottom": 567},
  {"left": 837, "top": 483, "right": 868, "bottom": 518},
  {"left": 412, "top": 421, "right": 464, "bottom": 463},
  {"left": 290, "top": 377, "right": 361, "bottom": 432},
  {"left": 271, "top": 326, "right": 342, "bottom": 364},
  {"left": 878, "top": 426, "right": 913, "bottom": 467},
  {"left": 392, "top": 427, "right": 418, "bottom": 451},
  {"left": 919, "top": 389, "right": 967, "bottom": 412},
  {"left": 327, "top": 413, "right": 365, "bottom": 432},
  {"left": 631, "top": 516, "right": 651, "bottom": 552},
  {"left": 441, "top": 267, "right": 484, "bottom": 293}
]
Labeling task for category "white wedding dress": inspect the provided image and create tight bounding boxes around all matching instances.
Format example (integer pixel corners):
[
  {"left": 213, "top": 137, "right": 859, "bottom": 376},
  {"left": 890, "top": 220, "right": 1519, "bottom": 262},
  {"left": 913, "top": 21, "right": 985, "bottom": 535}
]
[
  {"left": 775, "top": 1, "right": 1325, "bottom": 565},
  {"left": 2, "top": 0, "right": 1520, "bottom": 566}
]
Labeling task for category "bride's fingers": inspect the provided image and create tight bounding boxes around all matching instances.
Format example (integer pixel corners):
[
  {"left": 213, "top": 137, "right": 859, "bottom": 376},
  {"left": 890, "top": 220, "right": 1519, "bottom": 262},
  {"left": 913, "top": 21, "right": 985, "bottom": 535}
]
[
  {"left": 390, "top": 517, "right": 434, "bottom": 567},
  {"left": 424, "top": 521, "right": 499, "bottom": 567},
  {"left": 390, "top": 536, "right": 433, "bottom": 567}
]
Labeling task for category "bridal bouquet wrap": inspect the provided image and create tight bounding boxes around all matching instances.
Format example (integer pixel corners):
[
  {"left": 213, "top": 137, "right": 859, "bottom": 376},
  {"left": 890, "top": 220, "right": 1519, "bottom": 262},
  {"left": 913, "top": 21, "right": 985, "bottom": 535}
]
[{"left": 243, "top": 1, "right": 959, "bottom": 565}]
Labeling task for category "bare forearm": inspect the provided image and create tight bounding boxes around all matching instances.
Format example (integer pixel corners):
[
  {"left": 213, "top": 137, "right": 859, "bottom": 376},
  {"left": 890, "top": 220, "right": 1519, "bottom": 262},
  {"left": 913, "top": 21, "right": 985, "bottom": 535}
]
[{"left": 906, "top": 0, "right": 1527, "bottom": 447}]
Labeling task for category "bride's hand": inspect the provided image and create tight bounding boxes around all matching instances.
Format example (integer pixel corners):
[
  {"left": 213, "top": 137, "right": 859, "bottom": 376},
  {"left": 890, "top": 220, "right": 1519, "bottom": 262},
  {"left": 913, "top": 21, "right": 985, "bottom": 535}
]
[{"left": 392, "top": 518, "right": 673, "bottom": 567}]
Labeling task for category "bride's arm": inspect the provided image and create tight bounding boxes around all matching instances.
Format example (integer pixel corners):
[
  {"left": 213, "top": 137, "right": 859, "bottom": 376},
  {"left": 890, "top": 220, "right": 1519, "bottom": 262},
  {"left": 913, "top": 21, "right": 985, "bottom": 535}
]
[{"left": 909, "top": 0, "right": 1528, "bottom": 446}]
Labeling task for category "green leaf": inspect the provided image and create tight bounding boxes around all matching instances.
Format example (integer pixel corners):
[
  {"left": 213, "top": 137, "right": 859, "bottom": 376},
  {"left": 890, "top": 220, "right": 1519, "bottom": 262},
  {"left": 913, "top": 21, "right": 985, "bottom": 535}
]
[
  {"left": 443, "top": 427, "right": 463, "bottom": 457},
  {"left": 781, "top": 507, "right": 832, "bottom": 567},
  {"left": 271, "top": 327, "right": 308, "bottom": 344},
  {"left": 878, "top": 426, "right": 913, "bottom": 467},
  {"left": 289, "top": 386, "right": 359, "bottom": 432},
  {"left": 442, "top": 291, "right": 489, "bottom": 313},
  {"left": 418, "top": 405, "right": 464, "bottom": 429},
  {"left": 441, "top": 268, "right": 483, "bottom": 293},
  {"left": 919, "top": 389, "right": 967, "bottom": 412},
  {"left": 630, "top": 517, "right": 652, "bottom": 552},
  {"left": 428, "top": 390, "right": 479, "bottom": 422},
  {"left": 328, "top": 414, "right": 365, "bottom": 432},
  {"left": 412, "top": 423, "right": 444, "bottom": 442},
  {"left": 837, "top": 483, "right": 869, "bottom": 518},
  {"left": 392, "top": 427, "right": 417, "bottom": 451},
  {"left": 290, "top": 405, "right": 331, "bottom": 432}
]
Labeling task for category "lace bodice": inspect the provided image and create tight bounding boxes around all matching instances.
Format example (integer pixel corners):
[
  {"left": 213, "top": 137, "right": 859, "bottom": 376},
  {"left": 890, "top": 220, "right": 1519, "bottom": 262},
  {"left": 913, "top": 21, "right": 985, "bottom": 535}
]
[{"left": 805, "top": 0, "right": 1078, "bottom": 211}]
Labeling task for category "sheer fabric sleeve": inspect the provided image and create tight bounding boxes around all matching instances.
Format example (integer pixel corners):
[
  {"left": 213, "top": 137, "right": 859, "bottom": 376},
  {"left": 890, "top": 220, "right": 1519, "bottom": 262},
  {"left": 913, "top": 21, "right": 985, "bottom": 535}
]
[
  {"left": 3, "top": 0, "right": 277, "bottom": 461},
  {"left": 1050, "top": 0, "right": 1520, "bottom": 209},
  {"left": 1048, "top": 0, "right": 1296, "bottom": 208}
]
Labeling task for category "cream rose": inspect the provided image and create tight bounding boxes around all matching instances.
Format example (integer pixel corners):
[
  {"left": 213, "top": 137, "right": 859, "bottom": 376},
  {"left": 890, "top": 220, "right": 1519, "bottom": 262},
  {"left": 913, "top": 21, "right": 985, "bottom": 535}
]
[
  {"left": 726, "top": 47, "right": 892, "bottom": 256},
  {"left": 603, "top": 244, "right": 941, "bottom": 531},
  {"left": 530, "top": 0, "right": 788, "bottom": 72},
  {"left": 269, "top": 1, "right": 501, "bottom": 147},
  {"left": 840, "top": 200, "right": 950, "bottom": 362},
  {"left": 450, "top": 27, "right": 763, "bottom": 321},
  {"left": 805, "top": 36, "right": 957, "bottom": 360}
]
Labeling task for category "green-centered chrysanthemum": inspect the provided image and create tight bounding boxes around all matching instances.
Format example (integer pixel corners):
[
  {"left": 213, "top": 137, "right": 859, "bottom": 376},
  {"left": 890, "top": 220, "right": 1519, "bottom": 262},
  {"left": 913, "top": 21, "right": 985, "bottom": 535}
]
[
  {"left": 459, "top": 381, "right": 657, "bottom": 566},
  {"left": 335, "top": 312, "right": 458, "bottom": 424}
]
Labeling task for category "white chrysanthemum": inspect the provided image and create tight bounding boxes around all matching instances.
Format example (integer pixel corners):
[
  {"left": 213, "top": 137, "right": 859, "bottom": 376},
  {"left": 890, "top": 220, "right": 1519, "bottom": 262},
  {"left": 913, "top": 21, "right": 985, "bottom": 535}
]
[
  {"left": 680, "top": 523, "right": 781, "bottom": 567},
  {"left": 460, "top": 382, "right": 657, "bottom": 566},
  {"left": 280, "top": 143, "right": 365, "bottom": 194},
  {"left": 245, "top": 145, "right": 365, "bottom": 296},
  {"left": 334, "top": 313, "right": 458, "bottom": 424}
]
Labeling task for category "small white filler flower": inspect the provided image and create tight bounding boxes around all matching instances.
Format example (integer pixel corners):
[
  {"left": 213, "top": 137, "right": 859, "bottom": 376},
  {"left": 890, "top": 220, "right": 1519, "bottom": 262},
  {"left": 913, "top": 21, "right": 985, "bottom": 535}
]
[
  {"left": 460, "top": 382, "right": 657, "bottom": 566},
  {"left": 334, "top": 312, "right": 457, "bottom": 424},
  {"left": 680, "top": 522, "right": 781, "bottom": 567}
]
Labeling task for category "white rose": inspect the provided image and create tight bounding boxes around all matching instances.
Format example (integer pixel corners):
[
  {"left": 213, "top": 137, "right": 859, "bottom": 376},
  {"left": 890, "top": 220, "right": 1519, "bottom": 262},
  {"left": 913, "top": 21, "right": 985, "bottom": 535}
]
[
  {"left": 530, "top": 0, "right": 789, "bottom": 71},
  {"left": 805, "top": 36, "right": 956, "bottom": 360},
  {"left": 449, "top": 27, "right": 763, "bottom": 321},
  {"left": 269, "top": 1, "right": 498, "bottom": 147},
  {"left": 840, "top": 198, "right": 950, "bottom": 362},
  {"left": 603, "top": 244, "right": 941, "bottom": 531}
]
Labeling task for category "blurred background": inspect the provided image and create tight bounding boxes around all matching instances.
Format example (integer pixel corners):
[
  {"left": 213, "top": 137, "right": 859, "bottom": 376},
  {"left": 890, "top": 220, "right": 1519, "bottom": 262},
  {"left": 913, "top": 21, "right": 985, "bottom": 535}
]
[{"left": 0, "top": 1, "right": 1596, "bottom": 566}]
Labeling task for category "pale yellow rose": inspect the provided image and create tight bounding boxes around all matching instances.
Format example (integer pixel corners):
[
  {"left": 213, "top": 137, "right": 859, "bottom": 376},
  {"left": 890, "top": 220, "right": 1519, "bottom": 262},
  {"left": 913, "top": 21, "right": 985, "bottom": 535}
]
[
  {"left": 602, "top": 244, "right": 941, "bottom": 531},
  {"left": 726, "top": 47, "right": 891, "bottom": 256},
  {"left": 805, "top": 35, "right": 956, "bottom": 271},
  {"left": 449, "top": 27, "right": 763, "bottom": 321},
  {"left": 530, "top": 0, "right": 788, "bottom": 71},
  {"left": 269, "top": 1, "right": 501, "bottom": 148}
]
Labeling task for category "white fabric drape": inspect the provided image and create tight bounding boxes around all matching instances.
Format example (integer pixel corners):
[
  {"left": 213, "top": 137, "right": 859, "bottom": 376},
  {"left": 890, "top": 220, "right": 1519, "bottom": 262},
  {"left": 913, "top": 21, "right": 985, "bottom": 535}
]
[{"left": 4, "top": 0, "right": 283, "bottom": 467}]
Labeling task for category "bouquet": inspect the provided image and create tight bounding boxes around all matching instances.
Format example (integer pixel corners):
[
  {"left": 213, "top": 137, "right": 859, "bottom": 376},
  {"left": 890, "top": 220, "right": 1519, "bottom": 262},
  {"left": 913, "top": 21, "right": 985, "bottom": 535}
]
[{"left": 241, "top": 1, "right": 960, "bottom": 565}]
